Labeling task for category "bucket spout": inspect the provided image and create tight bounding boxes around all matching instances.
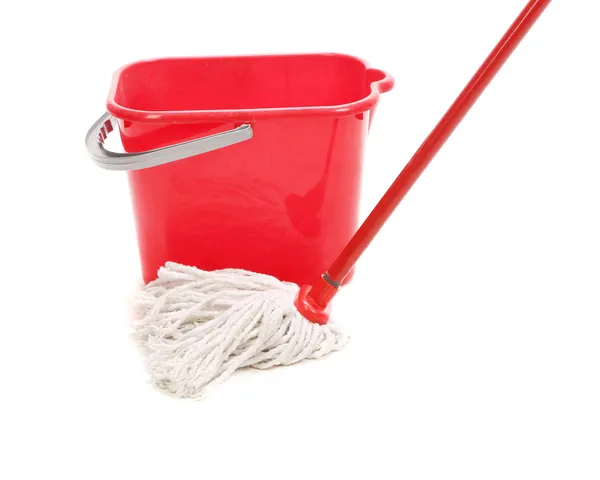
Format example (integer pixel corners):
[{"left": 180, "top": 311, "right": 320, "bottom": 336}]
[
  {"left": 366, "top": 68, "right": 394, "bottom": 94},
  {"left": 365, "top": 68, "right": 394, "bottom": 130}
]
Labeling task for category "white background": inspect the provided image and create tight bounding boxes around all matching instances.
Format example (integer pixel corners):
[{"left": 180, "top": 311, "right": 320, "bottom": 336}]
[{"left": 2, "top": 0, "right": 599, "bottom": 478}]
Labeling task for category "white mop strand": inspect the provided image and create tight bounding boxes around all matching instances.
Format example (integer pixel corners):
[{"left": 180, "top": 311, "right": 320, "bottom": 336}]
[{"left": 133, "top": 262, "right": 348, "bottom": 399}]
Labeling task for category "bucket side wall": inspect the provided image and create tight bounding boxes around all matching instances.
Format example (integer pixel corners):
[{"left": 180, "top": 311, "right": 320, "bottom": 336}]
[{"left": 120, "top": 115, "right": 370, "bottom": 285}]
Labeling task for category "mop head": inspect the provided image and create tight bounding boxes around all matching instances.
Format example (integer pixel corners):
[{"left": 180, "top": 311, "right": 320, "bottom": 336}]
[{"left": 133, "top": 262, "right": 348, "bottom": 399}]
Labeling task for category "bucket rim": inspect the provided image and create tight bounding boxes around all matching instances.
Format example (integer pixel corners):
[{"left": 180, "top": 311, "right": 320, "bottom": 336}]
[{"left": 106, "top": 53, "right": 394, "bottom": 124}]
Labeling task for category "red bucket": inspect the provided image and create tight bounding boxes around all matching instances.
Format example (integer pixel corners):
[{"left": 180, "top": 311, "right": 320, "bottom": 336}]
[{"left": 86, "top": 54, "right": 393, "bottom": 285}]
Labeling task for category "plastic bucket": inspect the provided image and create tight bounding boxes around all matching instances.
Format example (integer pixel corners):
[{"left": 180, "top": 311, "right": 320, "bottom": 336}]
[{"left": 86, "top": 54, "right": 393, "bottom": 285}]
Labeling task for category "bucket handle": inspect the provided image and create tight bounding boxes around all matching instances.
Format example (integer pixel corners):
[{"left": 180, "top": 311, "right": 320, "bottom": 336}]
[{"left": 85, "top": 113, "right": 253, "bottom": 171}]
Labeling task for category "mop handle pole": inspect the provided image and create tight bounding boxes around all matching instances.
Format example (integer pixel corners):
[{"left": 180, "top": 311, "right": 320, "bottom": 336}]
[{"left": 309, "top": 0, "right": 552, "bottom": 308}]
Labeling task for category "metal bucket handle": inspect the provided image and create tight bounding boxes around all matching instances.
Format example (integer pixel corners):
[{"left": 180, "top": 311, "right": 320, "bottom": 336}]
[{"left": 85, "top": 113, "right": 253, "bottom": 171}]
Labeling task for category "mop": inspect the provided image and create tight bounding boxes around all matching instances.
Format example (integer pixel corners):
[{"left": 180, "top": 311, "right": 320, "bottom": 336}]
[{"left": 133, "top": 0, "right": 552, "bottom": 398}]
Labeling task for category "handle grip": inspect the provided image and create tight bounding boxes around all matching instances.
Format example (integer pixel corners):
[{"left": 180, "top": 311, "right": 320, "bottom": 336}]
[{"left": 85, "top": 113, "right": 253, "bottom": 171}]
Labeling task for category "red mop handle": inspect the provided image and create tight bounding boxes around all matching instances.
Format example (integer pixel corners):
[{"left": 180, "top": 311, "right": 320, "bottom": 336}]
[{"left": 298, "top": 0, "right": 552, "bottom": 323}]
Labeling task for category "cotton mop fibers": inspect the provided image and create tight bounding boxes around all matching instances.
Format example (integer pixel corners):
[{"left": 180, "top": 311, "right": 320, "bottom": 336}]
[{"left": 133, "top": 262, "right": 348, "bottom": 399}]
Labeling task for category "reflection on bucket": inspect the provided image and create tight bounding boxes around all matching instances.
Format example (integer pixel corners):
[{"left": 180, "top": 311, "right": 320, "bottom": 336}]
[{"left": 285, "top": 119, "right": 339, "bottom": 238}]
